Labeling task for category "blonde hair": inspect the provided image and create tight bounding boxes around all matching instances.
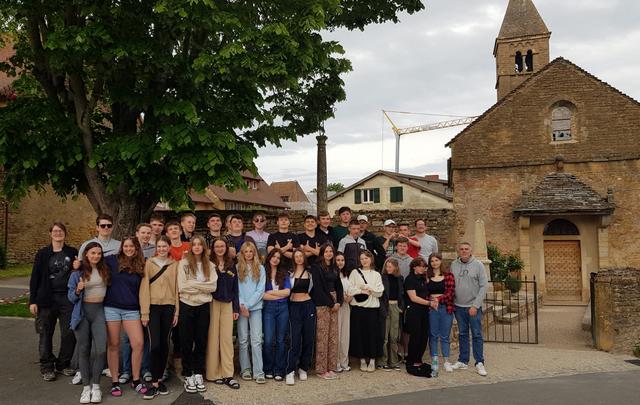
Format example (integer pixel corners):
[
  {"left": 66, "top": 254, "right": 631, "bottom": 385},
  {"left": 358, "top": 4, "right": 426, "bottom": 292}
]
[
  {"left": 383, "top": 258, "right": 401, "bottom": 277},
  {"left": 185, "top": 235, "right": 211, "bottom": 280},
  {"left": 237, "top": 241, "right": 261, "bottom": 282}
]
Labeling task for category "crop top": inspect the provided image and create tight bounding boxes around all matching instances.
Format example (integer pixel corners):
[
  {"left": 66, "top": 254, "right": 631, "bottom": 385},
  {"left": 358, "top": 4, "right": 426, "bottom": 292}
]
[
  {"left": 84, "top": 267, "right": 107, "bottom": 299},
  {"left": 427, "top": 279, "right": 445, "bottom": 295},
  {"left": 291, "top": 271, "right": 311, "bottom": 294}
]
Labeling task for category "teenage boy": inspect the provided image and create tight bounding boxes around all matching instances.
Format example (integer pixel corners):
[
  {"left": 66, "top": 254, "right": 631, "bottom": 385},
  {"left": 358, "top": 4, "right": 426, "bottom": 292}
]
[
  {"left": 225, "top": 214, "right": 255, "bottom": 256},
  {"left": 337, "top": 219, "right": 367, "bottom": 274},
  {"left": 179, "top": 212, "right": 197, "bottom": 242},
  {"left": 316, "top": 211, "right": 334, "bottom": 246},
  {"left": 203, "top": 213, "right": 224, "bottom": 249},
  {"left": 390, "top": 237, "right": 413, "bottom": 279},
  {"left": 379, "top": 219, "right": 398, "bottom": 257},
  {"left": 413, "top": 219, "right": 439, "bottom": 260},
  {"left": 136, "top": 223, "right": 155, "bottom": 259},
  {"left": 149, "top": 213, "right": 165, "bottom": 244},
  {"left": 330, "top": 206, "right": 351, "bottom": 247},
  {"left": 30, "top": 222, "right": 78, "bottom": 381},
  {"left": 166, "top": 220, "right": 190, "bottom": 261},
  {"left": 357, "top": 215, "right": 385, "bottom": 270},
  {"left": 267, "top": 212, "right": 298, "bottom": 269},
  {"left": 398, "top": 223, "right": 421, "bottom": 259},
  {"left": 297, "top": 215, "right": 324, "bottom": 265},
  {"left": 78, "top": 214, "right": 121, "bottom": 257},
  {"left": 451, "top": 242, "right": 488, "bottom": 376},
  {"left": 246, "top": 212, "right": 270, "bottom": 258}
]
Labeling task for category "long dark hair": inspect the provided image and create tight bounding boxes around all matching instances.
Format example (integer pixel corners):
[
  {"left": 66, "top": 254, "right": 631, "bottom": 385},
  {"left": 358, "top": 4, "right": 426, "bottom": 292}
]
[
  {"left": 319, "top": 242, "right": 336, "bottom": 273},
  {"left": 264, "top": 248, "right": 286, "bottom": 289},
  {"left": 78, "top": 242, "right": 111, "bottom": 285},
  {"left": 426, "top": 252, "right": 448, "bottom": 278},
  {"left": 210, "top": 237, "right": 233, "bottom": 272},
  {"left": 117, "top": 236, "right": 145, "bottom": 275},
  {"left": 335, "top": 252, "right": 348, "bottom": 278}
]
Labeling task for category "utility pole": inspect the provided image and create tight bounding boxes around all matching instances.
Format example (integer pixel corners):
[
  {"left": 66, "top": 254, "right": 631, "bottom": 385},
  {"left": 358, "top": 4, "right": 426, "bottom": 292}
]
[{"left": 316, "top": 128, "right": 328, "bottom": 214}]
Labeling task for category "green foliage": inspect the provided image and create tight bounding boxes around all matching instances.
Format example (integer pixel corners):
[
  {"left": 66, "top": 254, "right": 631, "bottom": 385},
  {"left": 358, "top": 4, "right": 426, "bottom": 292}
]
[
  {"left": 488, "top": 243, "right": 524, "bottom": 281},
  {"left": 0, "top": 0, "right": 424, "bottom": 233},
  {"left": 0, "top": 263, "right": 32, "bottom": 279},
  {"left": 505, "top": 274, "right": 522, "bottom": 294},
  {"left": 0, "top": 296, "right": 31, "bottom": 318},
  {"left": 311, "top": 182, "right": 344, "bottom": 193}
]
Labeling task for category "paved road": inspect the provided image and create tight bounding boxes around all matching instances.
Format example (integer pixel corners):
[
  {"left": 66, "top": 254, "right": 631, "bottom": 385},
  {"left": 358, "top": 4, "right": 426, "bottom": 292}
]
[
  {"left": 0, "top": 276, "right": 29, "bottom": 300},
  {"left": 0, "top": 317, "right": 213, "bottom": 405},
  {"left": 335, "top": 369, "right": 640, "bottom": 405}
]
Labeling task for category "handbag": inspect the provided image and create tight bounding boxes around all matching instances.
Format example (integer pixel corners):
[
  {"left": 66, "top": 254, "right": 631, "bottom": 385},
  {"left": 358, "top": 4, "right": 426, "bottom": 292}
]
[
  {"left": 149, "top": 264, "right": 170, "bottom": 285},
  {"left": 353, "top": 268, "right": 370, "bottom": 303}
]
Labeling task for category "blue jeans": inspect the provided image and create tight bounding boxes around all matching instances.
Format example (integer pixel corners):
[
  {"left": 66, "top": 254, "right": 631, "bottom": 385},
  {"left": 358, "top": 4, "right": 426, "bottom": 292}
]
[
  {"left": 238, "top": 309, "right": 264, "bottom": 378},
  {"left": 121, "top": 331, "right": 150, "bottom": 376},
  {"left": 429, "top": 305, "right": 454, "bottom": 358},
  {"left": 454, "top": 306, "right": 484, "bottom": 365},
  {"left": 263, "top": 301, "right": 289, "bottom": 377}
]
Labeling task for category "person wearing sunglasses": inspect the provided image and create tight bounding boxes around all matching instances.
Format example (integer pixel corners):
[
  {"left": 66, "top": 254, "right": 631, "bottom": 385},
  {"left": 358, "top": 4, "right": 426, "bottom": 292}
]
[
  {"left": 246, "top": 212, "right": 270, "bottom": 258},
  {"left": 79, "top": 214, "right": 122, "bottom": 258}
]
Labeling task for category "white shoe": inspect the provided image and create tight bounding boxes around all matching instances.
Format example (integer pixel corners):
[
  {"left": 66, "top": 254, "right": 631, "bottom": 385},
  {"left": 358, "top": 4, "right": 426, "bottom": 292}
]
[
  {"left": 360, "top": 359, "right": 367, "bottom": 372},
  {"left": 72, "top": 371, "right": 82, "bottom": 385},
  {"left": 298, "top": 369, "right": 307, "bottom": 381},
  {"left": 184, "top": 375, "right": 197, "bottom": 393},
  {"left": 80, "top": 386, "right": 91, "bottom": 404},
  {"left": 476, "top": 362, "right": 487, "bottom": 376},
  {"left": 444, "top": 362, "right": 454, "bottom": 372},
  {"left": 367, "top": 360, "right": 375, "bottom": 372},
  {"left": 335, "top": 365, "right": 343, "bottom": 373},
  {"left": 285, "top": 371, "right": 295, "bottom": 385},
  {"left": 451, "top": 361, "right": 468, "bottom": 370},
  {"left": 101, "top": 368, "right": 111, "bottom": 377},
  {"left": 90, "top": 387, "right": 102, "bottom": 403},
  {"left": 194, "top": 374, "right": 206, "bottom": 392}
]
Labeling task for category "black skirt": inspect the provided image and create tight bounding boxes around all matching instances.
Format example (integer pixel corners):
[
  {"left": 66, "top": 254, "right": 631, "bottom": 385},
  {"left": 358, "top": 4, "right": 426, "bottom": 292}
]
[{"left": 349, "top": 306, "right": 383, "bottom": 359}]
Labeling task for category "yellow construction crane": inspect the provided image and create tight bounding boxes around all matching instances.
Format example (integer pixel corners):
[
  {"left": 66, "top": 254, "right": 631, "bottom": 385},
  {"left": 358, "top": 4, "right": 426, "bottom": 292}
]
[{"left": 383, "top": 110, "right": 479, "bottom": 172}]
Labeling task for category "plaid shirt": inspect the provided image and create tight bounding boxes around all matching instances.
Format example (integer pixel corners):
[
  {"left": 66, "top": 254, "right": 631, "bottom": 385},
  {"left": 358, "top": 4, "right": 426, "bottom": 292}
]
[{"left": 435, "top": 272, "right": 456, "bottom": 314}]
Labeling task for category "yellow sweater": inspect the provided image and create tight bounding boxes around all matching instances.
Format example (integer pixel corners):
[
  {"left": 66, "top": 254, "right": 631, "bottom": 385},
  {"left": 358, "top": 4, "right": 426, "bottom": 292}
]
[{"left": 139, "top": 258, "right": 179, "bottom": 322}]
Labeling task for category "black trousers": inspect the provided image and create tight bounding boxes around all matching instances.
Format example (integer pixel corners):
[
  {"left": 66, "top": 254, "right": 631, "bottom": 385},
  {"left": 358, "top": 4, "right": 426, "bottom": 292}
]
[
  {"left": 35, "top": 293, "right": 76, "bottom": 373},
  {"left": 405, "top": 305, "right": 429, "bottom": 366},
  {"left": 179, "top": 302, "right": 210, "bottom": 376},
  {"left": 286, "top": 300, "right": 316, "bottom": 374},
  {"left": 148, "top": 305, "right": 175, "bottom": 382}
]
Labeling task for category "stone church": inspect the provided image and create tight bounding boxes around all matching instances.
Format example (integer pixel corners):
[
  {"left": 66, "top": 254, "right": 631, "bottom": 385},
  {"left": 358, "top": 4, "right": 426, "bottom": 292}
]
[{"left": 447, "top": 0, "right": 640, "bottom": 303}]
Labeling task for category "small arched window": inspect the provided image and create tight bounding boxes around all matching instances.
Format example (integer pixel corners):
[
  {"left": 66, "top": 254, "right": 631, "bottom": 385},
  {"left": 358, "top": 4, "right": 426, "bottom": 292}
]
[
  {"left": 515, "top": 51, "right": 524, "bottom": 73},
  {"left": 525, "top": 50, "right": 533, "bottom": 72},
  {"left": 551, "top": 105, "right": 573, "bottom": 142},
  {"left": 543, "top": 219, "right": 580, "bottom": 236}
]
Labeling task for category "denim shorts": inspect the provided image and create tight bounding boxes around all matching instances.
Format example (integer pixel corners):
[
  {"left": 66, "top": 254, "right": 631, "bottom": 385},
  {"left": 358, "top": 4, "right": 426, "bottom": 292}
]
[{"left": 104, "top": 306, "right": 140, "bottom": 322}]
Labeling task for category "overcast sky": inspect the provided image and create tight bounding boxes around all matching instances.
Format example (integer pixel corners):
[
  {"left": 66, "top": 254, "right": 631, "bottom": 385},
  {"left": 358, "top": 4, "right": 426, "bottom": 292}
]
[{"left": 255, "top": 0, "right": 640, "bottom": 192}]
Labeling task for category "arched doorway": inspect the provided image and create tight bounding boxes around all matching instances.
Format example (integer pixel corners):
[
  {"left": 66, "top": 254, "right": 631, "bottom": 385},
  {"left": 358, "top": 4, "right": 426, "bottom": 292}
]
[{"left": 543, "top": 219, "right": 582, "bottom": 300}]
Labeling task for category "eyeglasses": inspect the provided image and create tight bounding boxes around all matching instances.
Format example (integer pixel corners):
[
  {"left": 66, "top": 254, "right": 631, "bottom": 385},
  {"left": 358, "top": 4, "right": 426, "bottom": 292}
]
[{"left": 99, "top": 223, "right": 113, "bottom": 229}]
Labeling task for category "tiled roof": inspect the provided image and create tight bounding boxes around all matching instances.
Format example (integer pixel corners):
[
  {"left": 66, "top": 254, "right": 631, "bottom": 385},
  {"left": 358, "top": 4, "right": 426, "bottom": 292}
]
[
  {"left": 498, "top": 0, "right": 549, "bottom": 39},
  {"left": 270, "top": 181, "right": 310, "bottom": 203},
  {"left": 207, "top": 175, "right": 289, "bottom": 209},
  {"left": 514, "top": 172, "right": 614, "bottom": 215}
]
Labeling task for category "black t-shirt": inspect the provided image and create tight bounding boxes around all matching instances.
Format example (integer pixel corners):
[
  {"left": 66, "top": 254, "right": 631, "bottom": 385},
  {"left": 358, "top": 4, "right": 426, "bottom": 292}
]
[
  {"left": 48, "top": 251, "right": 72, "bottom": 294},
  {"left": 404, "top": 273, "right": 429, "bottom": 309},
  {"left": 226, "top": 233, "right": 255, "bottom": 253},
  {"left": 388, "top": 275, "right": 400, "bottom": 301},
  {"left": 267, "top": 232, "right": 298, "bottom": 268},
  {"left": 296, "top": 232, "right": 325, "bottom": 265}
]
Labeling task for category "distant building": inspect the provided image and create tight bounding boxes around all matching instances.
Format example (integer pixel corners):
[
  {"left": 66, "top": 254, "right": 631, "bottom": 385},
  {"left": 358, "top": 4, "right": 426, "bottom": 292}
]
[
  {"left": 328, "top": 170, "right": 452, "bottom": 214},
  {"left": 270, "top": 181, "right": 315, "bottom": 214}
]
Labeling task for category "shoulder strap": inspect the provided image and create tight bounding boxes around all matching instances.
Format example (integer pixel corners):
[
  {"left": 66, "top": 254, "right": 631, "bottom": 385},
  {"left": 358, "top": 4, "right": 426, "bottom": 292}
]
[
  {"left": 356, "top": 268, "right": 368, "bottom": 284},
  {"left": 149, "top": 264, "right": 170, "bottom": 285}
]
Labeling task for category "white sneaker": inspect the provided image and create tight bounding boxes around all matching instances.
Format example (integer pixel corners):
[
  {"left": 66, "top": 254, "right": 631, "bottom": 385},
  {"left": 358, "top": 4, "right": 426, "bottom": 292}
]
[
  {"left": 72, "top": 371, "right": 82, "bottom": 385},
  {"left": 194, "top": 374, "right": 206, "bottom": 392},
  {"left": 451, "top": 361, "right": 468, "bottom": 370},
  {"left": 90, "top": 387, "right": 102, "bottom": 403},
  {"left": 335, "top": 365, "right": 343, "bottom": 373},
  {"left": 101, "top": 368, "right": 111, "bottom": 377},
  {"left": 367, "top": 360, "right": 375, "bottom": 372},
  {"left": 476, "top": 362, "right": 487, "bottom": 376},
  {"left": 80, "top": 386, "right": 91, "bottom": 404},
  {"left": 360, "top": 359, "right": 367, "bottom": 372},
  {"left": 184, "top": 375, "right": 197, "bottom": 393},
  {"left": 285, "top": 371, "right": 295, "bottom": 385},
  {"left": 444, "top": 362, "right": 454, "bottom": 372},
  {"left": 298, "top": 369, "right": 307, "bottom": 381}
]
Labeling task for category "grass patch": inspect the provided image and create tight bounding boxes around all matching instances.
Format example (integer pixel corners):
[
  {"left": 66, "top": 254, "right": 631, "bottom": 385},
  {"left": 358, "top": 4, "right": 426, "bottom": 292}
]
[
  {"left": 0, "top": 296, "right": 32, "bottom": 318},
  {"left": 0, "top": 263, "right": 32, "bottom": 280}
]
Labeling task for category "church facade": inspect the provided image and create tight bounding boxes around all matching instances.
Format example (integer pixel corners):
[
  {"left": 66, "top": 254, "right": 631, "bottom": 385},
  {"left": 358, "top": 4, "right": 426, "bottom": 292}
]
[{"left": 448, "top": 0, "right": 640, "bottom": 302}]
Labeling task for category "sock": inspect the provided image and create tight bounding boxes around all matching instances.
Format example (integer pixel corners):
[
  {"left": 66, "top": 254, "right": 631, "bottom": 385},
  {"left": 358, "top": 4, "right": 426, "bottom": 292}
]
[
  {"left": 368, "top": 359, "right": 375, "bottom": 367},
  {"left": 82, "top": 385, "right": 91, "bottom": 392},
  {"left": 92, "top": 383, "right": 100, "bottom": 390},
  {"left": 360, "top": 359, "right": 367, "bottom": 366}
]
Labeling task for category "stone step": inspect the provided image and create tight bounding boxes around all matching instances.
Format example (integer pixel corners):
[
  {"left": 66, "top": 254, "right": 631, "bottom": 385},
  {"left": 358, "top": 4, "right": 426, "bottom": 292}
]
[{"left": 496, "top": 312, "right": 520, "bottom": 324}]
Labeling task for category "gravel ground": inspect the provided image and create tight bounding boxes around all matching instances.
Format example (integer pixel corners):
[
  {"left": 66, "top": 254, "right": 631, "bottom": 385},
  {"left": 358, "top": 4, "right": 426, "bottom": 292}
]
[{"left": 199, "top": 305, "right": 637, "bottom": 405}]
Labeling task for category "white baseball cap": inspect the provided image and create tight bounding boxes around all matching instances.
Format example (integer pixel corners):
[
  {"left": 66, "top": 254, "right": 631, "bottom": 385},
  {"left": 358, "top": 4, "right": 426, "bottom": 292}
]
[
  {"left": 384, "top": 219, "right": 396, "bottom": 226},
  {"left": 357, "top": 215, "right": 369, "bottom": 222}
]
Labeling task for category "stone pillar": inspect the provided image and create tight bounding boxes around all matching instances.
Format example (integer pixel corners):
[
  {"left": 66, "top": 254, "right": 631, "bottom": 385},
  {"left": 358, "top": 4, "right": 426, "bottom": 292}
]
[{"left": 316, "top": 134, "right": 328, "bottom": 214}]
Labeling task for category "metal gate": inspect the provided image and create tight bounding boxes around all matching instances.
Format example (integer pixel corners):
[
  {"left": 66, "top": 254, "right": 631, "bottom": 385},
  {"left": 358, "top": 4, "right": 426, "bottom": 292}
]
[{"left": 482, "top": 276, "right": 539, "bottom": 344}]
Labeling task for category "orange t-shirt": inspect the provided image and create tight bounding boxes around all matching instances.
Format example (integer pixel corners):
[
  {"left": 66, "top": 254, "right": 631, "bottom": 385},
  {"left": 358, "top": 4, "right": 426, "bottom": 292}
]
[{"left": 169, "top": 242, "right": 190, "bottom": 261}]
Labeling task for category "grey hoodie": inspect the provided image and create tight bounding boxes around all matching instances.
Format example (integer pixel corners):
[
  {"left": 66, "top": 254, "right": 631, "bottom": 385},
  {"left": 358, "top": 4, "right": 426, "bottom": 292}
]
[{"left": 450, "top": 256, "right": 487, "bottom": 308}]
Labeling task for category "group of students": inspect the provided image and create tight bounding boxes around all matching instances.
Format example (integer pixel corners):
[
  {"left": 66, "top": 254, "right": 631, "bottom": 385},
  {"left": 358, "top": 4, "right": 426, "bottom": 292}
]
[{"left": 29, "top": 207, "right": 488, "bottom": 404}]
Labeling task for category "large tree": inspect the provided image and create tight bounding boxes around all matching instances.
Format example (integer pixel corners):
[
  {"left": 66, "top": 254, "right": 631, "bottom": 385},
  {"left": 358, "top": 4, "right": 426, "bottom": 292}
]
[{"left": 0, "top": 0, "right": 424, "bottom": 236}]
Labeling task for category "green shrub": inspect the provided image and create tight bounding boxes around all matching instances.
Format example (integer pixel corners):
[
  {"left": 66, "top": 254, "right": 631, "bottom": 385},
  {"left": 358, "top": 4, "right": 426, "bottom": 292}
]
[
  {"left": 487, "top": 243, "right": 524, "bottom": 282},
  {"left": 505, "top": 274, "right": 522, "bottom": 293}
]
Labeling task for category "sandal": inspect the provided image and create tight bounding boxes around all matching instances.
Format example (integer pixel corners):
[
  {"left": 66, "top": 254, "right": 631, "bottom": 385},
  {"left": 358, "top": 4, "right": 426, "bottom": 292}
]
[
  {"left": 240, "top": 370, "right": 252, "bottom": 381},
  {"left": 223, "top": 377, "right": 240, "bottom": 389},
  {"left": 212, "top": 378, "right": 225, "bottom": 385},
  {"left": 110, "top": 385, "right": 123, "bottom": 397}
]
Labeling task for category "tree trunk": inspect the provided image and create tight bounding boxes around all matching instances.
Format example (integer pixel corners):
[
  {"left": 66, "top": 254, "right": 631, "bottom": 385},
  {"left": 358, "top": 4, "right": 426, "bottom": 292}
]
[{"left": 85, "top": 192, "right": 157, "bottom": 239}]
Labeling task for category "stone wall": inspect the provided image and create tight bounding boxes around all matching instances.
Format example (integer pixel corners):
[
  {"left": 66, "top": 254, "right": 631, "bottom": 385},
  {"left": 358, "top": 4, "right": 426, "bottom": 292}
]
[{"left": 594, "top": 268, "right": 640, "bottom": 354}]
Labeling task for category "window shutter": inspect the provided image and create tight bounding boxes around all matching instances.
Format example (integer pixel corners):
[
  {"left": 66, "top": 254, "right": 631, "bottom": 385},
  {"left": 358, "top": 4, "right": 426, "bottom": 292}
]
[
  {"left": 354, "top": 189, "right": 362, "bottom": 204},
  {"left": 373, "top": 188, "right": 380, "bottom": 203},
  {"left": 390, "top": 186, "right": 403, "bottom": 202}
]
